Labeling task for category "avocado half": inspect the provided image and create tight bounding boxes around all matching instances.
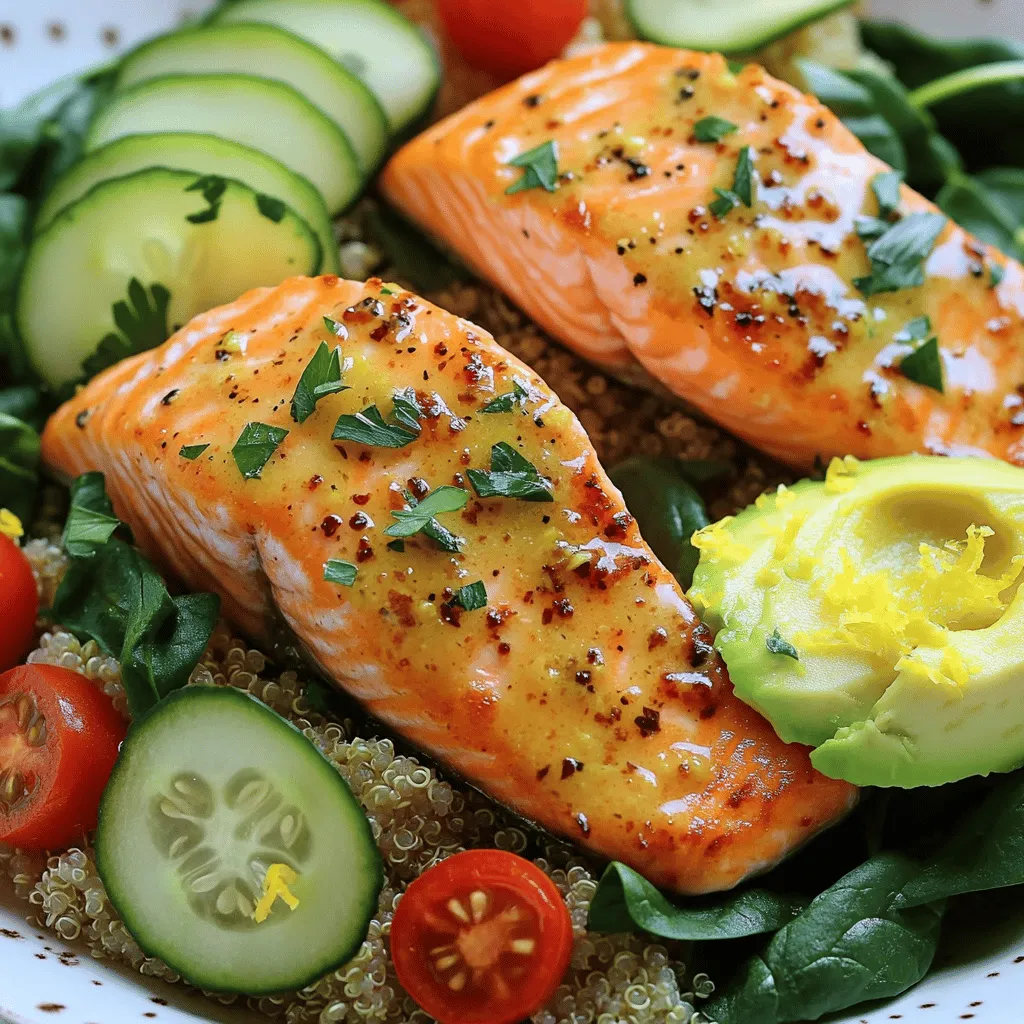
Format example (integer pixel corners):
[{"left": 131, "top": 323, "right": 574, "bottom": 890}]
[{"left": 689, "top": 455, "right": 1024, "bottom": 788}]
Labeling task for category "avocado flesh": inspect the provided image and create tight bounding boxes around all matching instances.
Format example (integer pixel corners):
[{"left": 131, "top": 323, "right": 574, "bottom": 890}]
[{"left": 689, "top": 455, "right": 1024, "bottom": 788}]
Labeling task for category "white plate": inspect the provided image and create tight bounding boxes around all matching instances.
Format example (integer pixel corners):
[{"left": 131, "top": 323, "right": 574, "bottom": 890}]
[{"left": 2, "top": 1, "right": 1024, "bottom": 1022}]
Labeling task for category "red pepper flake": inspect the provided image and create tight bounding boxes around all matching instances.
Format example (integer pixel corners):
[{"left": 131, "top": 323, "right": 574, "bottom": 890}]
[
  {"left": 349, "top": 511, "right": 372, "bottom": 529},
  {"left": 576, "top": 812, "right": 590, "bottom": 836},
  {"left": 407, "top": 477, "right": 430, "bottom": 500},
  {"left": 308, "top": 474, "right": 323, "bottom": 491},
  {"left": 648, "top": 627, "right": 669, "bottom": 650},
  {"left": 554, "top": 598, "right": 574, "bottom": 618},
  {"left": 604, "top": 511, "right": 633, "bottom": 539},
  {"left": 561, "top": 758, "right": 584, "bottom": 780},
  {"left": 635, "top": 707, "right": 661, "bottom": 737},
  {"left": 342, "top": 296, "right": 384, "bottom": 323},
  {"left": 320, "top": 514, "right": 343, "bottom": 537},
  {"left": 575, "top": 670, "right": 591, "bottom": 686},
  {"left": 498, "top": 641, "right": 511, "bottom": 655},
  {"left": 356, "top": 537, "right": 374, "bottom": 562},
  {"left": 536, "top": 765, "right": 550, "bottom": 781},
  {"left": 352, "top": 493, "right": 370, "bottom": 505},
  {"left": 633, "top": 272, "right": 648, "bottom": 287},
  {"left": 587, "top": 647, "right": 604, "bottom": 665},
  {"left": 440, "top": 601, "right": 463, "bottom": 628}
]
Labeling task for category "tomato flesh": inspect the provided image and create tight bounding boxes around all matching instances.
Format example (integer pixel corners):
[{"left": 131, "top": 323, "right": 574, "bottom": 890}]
[
  {"left": 391, "top": 849, "right": 574, "bottom": 1024},
  {"left": 0, "top": 664, "right": 126, "bottom": 851},
  {"left": 436, "top": 0, "right": 589, "bottom": 78},
  {"left": 0, "top": 534, "right": 38, "bottom": 671}
]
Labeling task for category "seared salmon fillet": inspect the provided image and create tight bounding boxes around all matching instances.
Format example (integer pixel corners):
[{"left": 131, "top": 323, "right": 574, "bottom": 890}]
[
  {"left": 42, "top": 275, "right": 854, "bottom": 893},
  {"left": 381, "top": 42, "right": 1024, "bottom": 470}
]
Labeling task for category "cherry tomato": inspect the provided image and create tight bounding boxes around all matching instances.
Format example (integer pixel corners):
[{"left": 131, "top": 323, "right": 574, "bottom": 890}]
[
  {"left": 0, "top": 534, "right": 38, "bottom": 671},
  {"left": 391, "top": 849, "right": 574, "bottom": 1024},
  {"left": 0, "top": 664, "right": 126, "bottom": 851},
  {"left": 436, "top": 0, "right": 589, "bottom": 79}
]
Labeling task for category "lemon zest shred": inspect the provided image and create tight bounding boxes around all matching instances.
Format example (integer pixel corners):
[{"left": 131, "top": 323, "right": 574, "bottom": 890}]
[
  {"left": 0, "top": 509, "right": 23, "bottom": 540},
  {"left": 252, "top": 863, "right": 300, "bottom": 924},
  {"left": 691, "top": 518, "right": 751, "bottom": 565},
  {"left": 824, "top": 455, "right": 861, "bottom": 495}
]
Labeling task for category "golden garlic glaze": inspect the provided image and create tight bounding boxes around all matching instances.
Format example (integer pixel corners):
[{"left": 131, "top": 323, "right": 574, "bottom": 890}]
[
  {"left": 382, "top": 43, "right": 1024, "bottom": 470},
  {"left": 43, "top": 276, "right": 855, "bottom": 893}
]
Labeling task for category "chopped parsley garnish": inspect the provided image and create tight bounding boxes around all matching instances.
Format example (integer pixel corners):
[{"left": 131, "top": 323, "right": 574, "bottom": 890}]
[
  {"left": 332, "top": 388, "right": 422, "bottom": 448},
  {"left": 384, "top": 486, "right": 468, "bottom": 552},
  {"left": 991, "top": 263, "right": 1006, "bottom": 289},
  {"left": 467, "top": 442, "right": 553, "bottom": 502},
  {"left": 480, "top": 381, "right": 530, "bottom": 414},
  {"left": 897, "top": 317, "right": 944, "bottom": 392},
  {"left": 710, "top": 145, "right": 755, "bottom": 219},
  {"left": 386, "top": 539, "right": 406, "bottom": 553},
  {"left": 453, "top": 580, "right": 487, "bottom": 611},
  {"left": 82, "top": 278, "right": 171, "bottom": 379},
  {"left": 62, "top": 472, "right": 121, "bottom": 557},
  {"left": 290, "top": 341, "right": 348, "bottom": 424},
  {"left": 185, "top": 174, "right": 226, "bottom": 224},
  {"left": 693, "top": 116, "right": 738, "bottom": 143},
  {"left": 380, "top": 286, "right": 395, "bottom": 295},
  {"left": 853, "top": 212, "right": 946, "bottom": 296},
  {"left": 855, "top": 170, "right": 904, "bottom": 241},
  {"left": 766, "top": 628, "right": 800, "bottom": 660},
  {"left": 179, "top": 443, "right": 209, "bottom": 460},
  {"left": 323, "top": 558, "right": 358, "bottom": 586},
  {"left": 231, "top": 422, "right": 289, "bottom": 480},
  {"left": 256, "top": 194, "right": 286, "bottom": 223},
  {"left": 505, "top": 140, "right": 558, "bottom": 195},
  {"left": 324, "top": 315, "right": 347, "bottom": 338}
]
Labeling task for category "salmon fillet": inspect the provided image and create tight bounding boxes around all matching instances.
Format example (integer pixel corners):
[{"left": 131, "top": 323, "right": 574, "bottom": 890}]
[
  {"left": 381, "top": 42, "right": 1024, "bottom": 470},
  {"left": 42, "top": 275, "right": 854, "bottom": 893}
]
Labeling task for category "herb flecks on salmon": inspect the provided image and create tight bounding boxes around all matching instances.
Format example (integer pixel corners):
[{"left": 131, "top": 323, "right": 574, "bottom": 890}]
[
  {"left": 42, "top": 275, "right": 855, "bottom": 895},
  {"left": 382, "top": 43, "right": 1024, "bottom": 470}
]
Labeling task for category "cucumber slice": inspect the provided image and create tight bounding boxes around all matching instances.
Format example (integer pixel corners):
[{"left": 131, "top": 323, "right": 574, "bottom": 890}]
[
  {"left": 18, "top": 167, "right": 321, "bottom": 388},
  {"left": 116, "top": 25, "right": 388, "bottom": 174},
  {"left": 36, "top": 133, "right": 339, "bottom": 273},
  {"left": 214, "top": 0, "right": 439, "bottom": 132},
  {"left": 625, "top": 0, "right": 857, "bottom": 53},
  {"left": 96, "top": 687, "right": 382, "bottom": 994},
  {"left": 86, "top": 74, "right": 361, "bottom": 215}
]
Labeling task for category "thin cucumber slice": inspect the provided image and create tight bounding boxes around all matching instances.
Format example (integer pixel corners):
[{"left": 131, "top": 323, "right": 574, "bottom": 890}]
[
  {"left": 116, "top": 24, "right": 388, "bottom": 173},
  {"left": 35, "top": 132, "right": 339, "bottom": 273},
  {"left": 214, "top": 0, "right": 439, "bottom": 131},
  {"left": 96, "top": 687, "right": 382, "bottom": 994},
  {"left": 18, "top": 167, "right": 321, "bottom": 388},
  {"left": 86, "top": 73, "right": 361, "bottom": 214},
  {"left": 625, "top": 0, "right": 857, "bottom": 53}
]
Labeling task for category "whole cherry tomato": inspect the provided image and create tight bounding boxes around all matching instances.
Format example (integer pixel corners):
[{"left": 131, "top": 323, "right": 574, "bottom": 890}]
[
  {"left": 390, "top": 849, "right": 574, "bottom": 1024},
  {"left": 436, "top": 0, "right": 589, "bottom": 78},
  {"left": 0, "top": 664, "right": 126, "bottom": 851},
  {"left": 0, "top": 533, "right": 38, "bottom": 671}
]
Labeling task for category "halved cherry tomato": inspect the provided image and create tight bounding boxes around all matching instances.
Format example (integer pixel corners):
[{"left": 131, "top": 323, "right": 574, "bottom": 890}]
[
  {"left": 390, "top": 849, "right": 574, "bottom": 1024},
  {"left": 436, "top": 0, "right": 589, "bottom": 79},
  {"left": 0, "top": 664, "right": 126, "bottom": 851},
  {"left": 0, "top": 533, "right": 38, "bottom": 671}
]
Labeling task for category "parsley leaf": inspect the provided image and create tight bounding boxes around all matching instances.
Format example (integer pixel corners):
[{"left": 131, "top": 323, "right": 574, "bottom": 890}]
[
  {"left": 386, "top": 539, "right": 405, "bottom": 553},
  {"left": 324, "top": 558, "right": 358, "bottom": 586},
  {"left": 480, "top": 381, "right": 530, "bottom": 414},
  {"left": 290, "top": 341, "right": 348, "bottom": 424},
  {"left": 384, "top": 485, "right": 468, "bottom": 551},
  {"left": 467, "top": 442, "right": 553, "bottom": 502},
  {"left": 854, "top": 212, "right": 947, "bottom": 296},
  {"left": 900, "top": 337, "right": 944, "bottom": 393},
  {"left": 231, "top": 422, "right": 289, "bottom": 480},
  {"left": 506, "top": 140, "right": 558, "bottom": 195},
  {"left": 453, "top": 580, "right": 487, "bottom": 611},
  {"left": 81, "top": 278, "right": 171, "bottom": 380},
  {"left": 766, "top": 628, "right": 800, "bottom": 660},
  {"left": 62, "top": 471, "right": 121, "bottom": 557},
  {"left": 991, "top": 263, "right": 1005, "bottom": 288},
  {"left": 710, "top": 187, "right": 741, "bottom": 219},
  {"left": 332, "top": 389, "right": 422, "bottom": 448},
  {"left": 179, "top": 443, "right": 209, "bottom": 460},
  {"left": 710, "top": 146, "right": 755, "bottom": 219},
  {"left": 185, "top": 174, "right": 226, "bottom": 224},
  {"left": 693, "top": 116, "right": 738, "bottom": 143},
  {"left": 323, "top": 315, "right": 347, "bottom": 338},
  {"left": 256, "top": 193, "right": 286, "bottom": 223},
  {"left": 872, "top": 169, "right": 903, "bottom": 219}
]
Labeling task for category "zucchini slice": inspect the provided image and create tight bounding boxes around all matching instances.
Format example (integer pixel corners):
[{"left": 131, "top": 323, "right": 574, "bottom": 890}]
[
  {"left": 86, "top": 73, "right": 361, "bottom": 214},
  {"left": 116, "top": 24, "right": 388, "bottom": 174},
  {"left": 96, "top": 687, "right": 382, "bottom": 995},
  {"left": 214, "top": 0, "right": 439, "bottom": 132},
  {"left": 18, "top": 167, "right": 321, "bottom": 388},
  {"left": 625, "top": 0, "right": 857, "bottom": 53},
  {"left": 36, "top": 132, "right": 339, "bottom": 273}
]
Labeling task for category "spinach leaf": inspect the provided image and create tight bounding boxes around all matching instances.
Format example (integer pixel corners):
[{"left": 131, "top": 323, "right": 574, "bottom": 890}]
[
  {"left": 608, "top": 455, "right": 710, "bottom": 588},
  {"left": 505, "top": 141, "right": 559, "bottom": 194},
  {"left": 706, "top": 853, "right": 944, "bottom": 1024},
  {"left": 290, "top": 341, "right": 348, "bottom": 424},
  {"left": 231, "top": 422, "right": 289, "bottom": 480},
  {"left": 589, "top": 862, "right": 808, "bottom": 941},
  {"left": 861, "top": 21, "right": 1024, "bottom": 171},
  {"left": 0, "top": 410, "right": 40, "bottom": 521},
  {"left": 977, "top": 167, "right": 1024, "bottom": 223},
  {"left": 467, "top": 442, "right": 553, "bottom": 502},
  {"left": 0, "top": 386, "right": 42, "bottom": 427},
  {"left": 81, "top": 278, "right": 172, "bottom": 380},
  {"left": 51, "top": 474, "right": 219, "bottom": 718},
  {"left": 936, "top": 174, "right": 1024, "bottom": 260},
  {"left": 854, "top": 212, "right": 947, "bottom": 296},
  {"left": 62, "top": 471, "right": 121, "bottom": 557},
  {"left": 366, "top": 203, "right": 470, "bottom": 294}
]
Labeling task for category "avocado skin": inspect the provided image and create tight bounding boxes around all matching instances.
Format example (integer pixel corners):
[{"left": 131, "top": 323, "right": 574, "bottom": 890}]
[{"left": 690, "top": 455, "right": 1024, "bottom": 789}]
